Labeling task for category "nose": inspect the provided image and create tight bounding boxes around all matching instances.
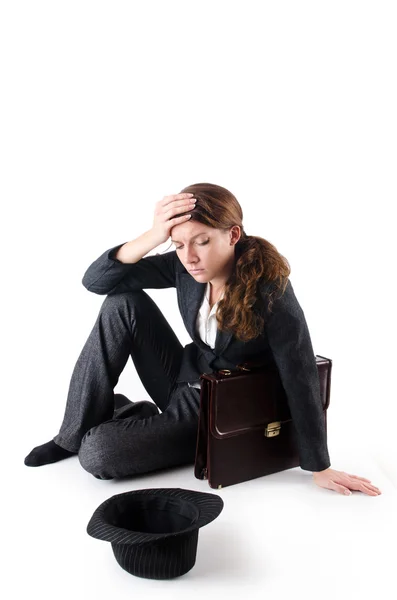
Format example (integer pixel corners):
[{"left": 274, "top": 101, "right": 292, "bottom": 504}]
[{"left": 184, "top": 246, "right": 199, "bottom": 266}]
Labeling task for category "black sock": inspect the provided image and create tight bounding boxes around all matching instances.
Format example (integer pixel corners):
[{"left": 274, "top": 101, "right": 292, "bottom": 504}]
[{"left": 24, "top": 440, "right": 77, "bottom": 467}]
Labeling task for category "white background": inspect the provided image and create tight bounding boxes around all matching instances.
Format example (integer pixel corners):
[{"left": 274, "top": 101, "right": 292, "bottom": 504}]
[{"left": 1, "top": 1, "right": 396, "bottom": 599}]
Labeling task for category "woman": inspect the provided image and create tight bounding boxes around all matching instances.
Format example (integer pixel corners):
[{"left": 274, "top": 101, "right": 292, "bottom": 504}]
[{"left": 25, "top": 183, "right": 381, "bottom": 496}]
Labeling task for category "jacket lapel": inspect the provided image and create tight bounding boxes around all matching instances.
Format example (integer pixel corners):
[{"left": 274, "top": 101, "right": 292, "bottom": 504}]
[{"left": 178, "top": 273, "right": 234, "bottom": 356}]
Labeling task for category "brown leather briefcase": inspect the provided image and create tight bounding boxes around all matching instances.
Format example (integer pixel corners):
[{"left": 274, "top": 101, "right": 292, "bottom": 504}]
[{"left": 194, "top": 355, "right": 332, "bottom": 489}]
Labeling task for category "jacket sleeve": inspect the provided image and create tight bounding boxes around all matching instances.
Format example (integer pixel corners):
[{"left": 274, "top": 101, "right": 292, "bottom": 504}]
[
  {"left": 81, "top": 242, "right": 178, "bottom": 295},
  {"left": 263, "top": 279, "right": 331, "bottom": 472}
]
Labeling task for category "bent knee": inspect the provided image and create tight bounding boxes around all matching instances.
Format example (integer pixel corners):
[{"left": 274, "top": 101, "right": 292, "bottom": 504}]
[
  {"left": 78, "top": 429, "right": 115, "bottom": 479},
  {"left": 99, "top": 290, "right": 151, "bottom": 314}
]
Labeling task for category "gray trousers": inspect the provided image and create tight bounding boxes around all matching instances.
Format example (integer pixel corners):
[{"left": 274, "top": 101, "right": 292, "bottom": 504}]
[{"left": 53, "top": 291, "right": 201, "bottom": 480}]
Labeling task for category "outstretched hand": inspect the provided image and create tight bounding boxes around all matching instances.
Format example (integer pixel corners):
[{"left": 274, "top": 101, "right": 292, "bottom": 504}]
[{"left": 312, "top": 468, "right": 382, "bottom": 496}]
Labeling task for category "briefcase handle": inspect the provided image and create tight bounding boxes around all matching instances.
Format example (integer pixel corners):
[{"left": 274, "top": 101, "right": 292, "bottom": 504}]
[
  {"left": 218, "top": 359, "right": 271, "bottom": 376},
  {"left": 215, "top": 357, "right": 332, "bottom": 412}
]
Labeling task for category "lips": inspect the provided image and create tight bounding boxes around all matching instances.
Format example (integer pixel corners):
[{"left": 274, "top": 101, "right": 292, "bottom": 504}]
[{"left": 190, "top": 269, "right": 204, "bottom": 273}]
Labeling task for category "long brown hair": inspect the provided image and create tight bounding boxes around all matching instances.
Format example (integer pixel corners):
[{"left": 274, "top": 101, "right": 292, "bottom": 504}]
[{"left": 163, "top": 182, "right": 291, "bottom": 342}]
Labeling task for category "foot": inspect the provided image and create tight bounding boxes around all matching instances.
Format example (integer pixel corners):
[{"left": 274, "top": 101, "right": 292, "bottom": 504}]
[{"left": 24, "top": 440, "right": 77, "bottom": 467}]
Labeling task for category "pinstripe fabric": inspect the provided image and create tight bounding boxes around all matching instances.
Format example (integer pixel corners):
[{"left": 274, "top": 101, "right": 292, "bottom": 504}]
[
  {"left": 53, "top": 291, "right": 203, "bottom": 479},
  {"left": 86, "top": 488, "right": 224, "bottom": 579},
  {"left": 113, "top": 531, "right": 199, "bottom": 579}
]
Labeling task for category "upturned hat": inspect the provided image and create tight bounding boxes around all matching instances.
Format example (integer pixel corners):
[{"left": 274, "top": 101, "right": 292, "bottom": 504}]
[{"left": 86, "top": 487, "right": 224, "bottom": 579}]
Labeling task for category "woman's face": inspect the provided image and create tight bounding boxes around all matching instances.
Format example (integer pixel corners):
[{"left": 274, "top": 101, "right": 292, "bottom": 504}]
[{"left": 170, "top": 221, "right": 241, "bottom": 286}]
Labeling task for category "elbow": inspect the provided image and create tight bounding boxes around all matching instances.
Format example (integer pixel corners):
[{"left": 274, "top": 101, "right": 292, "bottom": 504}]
[
  {"left": 81, "top": 275, "right": 107, "bottom": 295},
  {"left": 81, "top": 273, "right": 92, "bottom": 292}
]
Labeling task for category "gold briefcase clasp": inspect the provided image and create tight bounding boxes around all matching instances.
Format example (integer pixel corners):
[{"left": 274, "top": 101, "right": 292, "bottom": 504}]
[{"left": 264, "top": 421, "right": 281, "bottom": 437}]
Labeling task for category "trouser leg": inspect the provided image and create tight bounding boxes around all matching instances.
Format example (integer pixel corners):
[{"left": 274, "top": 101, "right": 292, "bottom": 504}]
[
  {"left": 53, "top": 291, "right": 184, "bottom": 452},
  {"left": 78, "top": 381, "right": 202, "bottom": 480}
]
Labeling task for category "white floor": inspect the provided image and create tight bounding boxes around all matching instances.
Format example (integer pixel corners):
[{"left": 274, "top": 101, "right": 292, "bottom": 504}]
[{"left": 8, "top": 416, "right": 397, "bottom": 600}]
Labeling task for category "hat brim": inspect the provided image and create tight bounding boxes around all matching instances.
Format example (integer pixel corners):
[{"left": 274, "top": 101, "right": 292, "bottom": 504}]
[{"left": 87, "top": 487, "right": 224, "bottom": 546}]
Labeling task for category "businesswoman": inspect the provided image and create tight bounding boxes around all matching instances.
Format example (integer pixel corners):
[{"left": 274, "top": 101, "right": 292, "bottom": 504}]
[{"left": 24, "top": 182, "right": 381, "bottom": 496}]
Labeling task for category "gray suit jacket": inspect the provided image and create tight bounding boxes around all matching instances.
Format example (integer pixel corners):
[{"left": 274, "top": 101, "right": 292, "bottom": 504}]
[{"left": 81, "top": 241, "right": 331, "bottom": 473}]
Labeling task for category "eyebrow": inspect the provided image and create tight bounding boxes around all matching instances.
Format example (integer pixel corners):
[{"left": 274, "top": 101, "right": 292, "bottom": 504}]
[{"left": 171, "top": 232, "right": 209, "bottom": 243}]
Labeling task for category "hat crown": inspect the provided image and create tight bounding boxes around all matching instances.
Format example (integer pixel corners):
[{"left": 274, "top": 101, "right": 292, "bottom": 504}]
[{"left": 86, "top": 487, "right": 224, "bottom": 579}]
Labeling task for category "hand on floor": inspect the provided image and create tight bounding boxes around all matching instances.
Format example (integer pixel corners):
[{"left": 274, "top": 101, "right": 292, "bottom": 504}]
[{"left": 312, "top": 467, "right": 382, "bottom": 496}]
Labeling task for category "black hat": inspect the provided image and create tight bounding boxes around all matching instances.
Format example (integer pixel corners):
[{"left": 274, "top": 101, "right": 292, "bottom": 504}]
[{"left": 86, "top": 487, "right": 224, "bottom": 579}]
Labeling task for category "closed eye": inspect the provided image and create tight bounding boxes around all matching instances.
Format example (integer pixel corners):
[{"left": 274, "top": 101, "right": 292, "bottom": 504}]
[{"left": 175, "top": 240, "right": 209, "bottom": 250}]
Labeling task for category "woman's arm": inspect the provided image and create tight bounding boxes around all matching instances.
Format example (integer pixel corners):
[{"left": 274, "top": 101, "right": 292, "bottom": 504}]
[
  {"left": 81, "top": 231, "right": 177, "bottom": 295},
  {"left": 263, "top": 279, "right": 331, "bottom": 472},
  {"left": 111, "top": 230, "right": 161, "bottom": 264}
]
